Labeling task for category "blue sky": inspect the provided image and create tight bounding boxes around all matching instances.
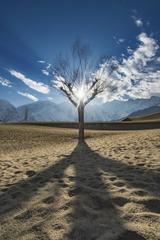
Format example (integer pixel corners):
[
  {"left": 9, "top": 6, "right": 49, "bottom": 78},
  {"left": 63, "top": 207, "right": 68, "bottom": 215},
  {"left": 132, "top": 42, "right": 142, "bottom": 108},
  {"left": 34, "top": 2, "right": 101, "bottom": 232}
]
[{"left": 0, "top": 0, "right": 160, "bottom": 106}]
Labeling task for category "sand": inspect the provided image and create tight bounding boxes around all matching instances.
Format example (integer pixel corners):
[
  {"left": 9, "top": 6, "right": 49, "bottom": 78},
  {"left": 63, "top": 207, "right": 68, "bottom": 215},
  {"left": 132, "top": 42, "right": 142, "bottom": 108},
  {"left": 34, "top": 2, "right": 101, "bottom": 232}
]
[{"left": 0, "top": 124, "right": 160, "bottom": 240}]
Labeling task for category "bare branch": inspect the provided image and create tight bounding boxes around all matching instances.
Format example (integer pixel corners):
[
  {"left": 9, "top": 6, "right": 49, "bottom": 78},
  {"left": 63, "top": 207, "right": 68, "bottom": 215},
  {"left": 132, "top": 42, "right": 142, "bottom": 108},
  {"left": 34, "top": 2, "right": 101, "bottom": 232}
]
[
  {"left": 60, "top": 86, "right": 77, "bottom": 107},
  {"left": 48, "top": 40, "right": 117, "bottom": 108}
]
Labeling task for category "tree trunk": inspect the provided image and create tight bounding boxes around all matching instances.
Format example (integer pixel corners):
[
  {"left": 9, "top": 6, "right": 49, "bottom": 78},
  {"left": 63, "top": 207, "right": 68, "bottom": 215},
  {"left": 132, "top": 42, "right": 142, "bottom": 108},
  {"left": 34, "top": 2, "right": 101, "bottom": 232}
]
[
  {"left": 78, "top": 102, "right": 84, "bottom": 142},
  {"left": 24, "top": 107, "right": 28, "bottom": 122}
]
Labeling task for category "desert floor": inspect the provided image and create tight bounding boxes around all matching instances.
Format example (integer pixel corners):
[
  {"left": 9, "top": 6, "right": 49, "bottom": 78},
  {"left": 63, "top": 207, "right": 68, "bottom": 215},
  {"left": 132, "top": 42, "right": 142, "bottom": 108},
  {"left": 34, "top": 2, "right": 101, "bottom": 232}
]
[{"left": 0, "top": 125, "right": 160, "bottom": 240}]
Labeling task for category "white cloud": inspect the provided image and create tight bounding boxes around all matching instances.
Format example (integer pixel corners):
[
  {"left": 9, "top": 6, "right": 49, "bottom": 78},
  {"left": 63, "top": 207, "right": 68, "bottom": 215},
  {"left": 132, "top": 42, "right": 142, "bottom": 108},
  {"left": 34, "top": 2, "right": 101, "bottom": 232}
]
[
  {"left": 9, "top": 70, "right": 50, "bottom": 94},
  {"left": 46, "top": 63, "right": 51, "bottom": 70},
  {"left": 117, "top": 38, "right": 125, "bottom": 44},
  {"left": 0, "top": 77, "right": 12, "bottom": 87},
  {"left": 38, "top": 60, "right": 45, "bottom": 63},
  {"left": 101, "top": 33, "right": 160, "bottom": 101},
  {"left": 132, "top": 16, "right": 143, "bottom": 27},
  {"left": 135, "top": 19, "right": 143, "bottom": 27},
  {"left": 42, "top": 63, "right": 51, "bottom": 76},
  {"left": 128, "top": 70, "right": 160, "bottom": 99},
  {"left": 157, "top": 57, "right": 160, "bottom": 62},
  {"left": 120, "top": 33, "right": 158, "bottom": 77},
  {"left": 42, "top": 69, "right": 49, "bottom": 76},
  {"left": 18, "top": 91, "right": 38, "bottom": 101},
  {"left": 127, "top": 46, "right": 133, "bottom": 54}
]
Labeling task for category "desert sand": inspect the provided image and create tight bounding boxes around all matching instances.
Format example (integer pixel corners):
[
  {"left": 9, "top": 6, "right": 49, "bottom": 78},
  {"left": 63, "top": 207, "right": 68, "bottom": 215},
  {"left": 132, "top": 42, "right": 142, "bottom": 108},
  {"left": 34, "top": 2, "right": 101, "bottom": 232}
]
[{"left": 0, "top": 124, "right": 160, "bottom": 240}]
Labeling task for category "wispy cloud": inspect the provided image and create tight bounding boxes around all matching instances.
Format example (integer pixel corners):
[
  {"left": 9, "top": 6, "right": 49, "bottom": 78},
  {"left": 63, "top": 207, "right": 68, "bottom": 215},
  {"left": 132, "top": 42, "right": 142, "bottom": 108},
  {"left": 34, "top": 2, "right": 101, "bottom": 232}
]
[
  {"left": 0, "top": 77, "right": 12, "bottom": 87},
  {"left": 42, "top": 63, "right": 51, "bottom": 76},
  {"left": 114, "top": 36, "right": 125, "bottom": 45},
  {"left": 132, "top": 16, "right": 143, "bottom": 27},
  {"left": 135, "top": 18, "right": 143, "bottom": 27},
  {"left": 117, "top": 38, "right": 125, "bottom": 44},
  {"left": 37, "top": 60, "right": 46, "bottom": 63},
  {"left": 9, "top": 70, "right": 50, "bottom": 94},
  {"left": 17, "top": 91, "right": 38, "bottom": 101},
  {"left": 42, "top": 69, "right": 49, "bottom": 76}
]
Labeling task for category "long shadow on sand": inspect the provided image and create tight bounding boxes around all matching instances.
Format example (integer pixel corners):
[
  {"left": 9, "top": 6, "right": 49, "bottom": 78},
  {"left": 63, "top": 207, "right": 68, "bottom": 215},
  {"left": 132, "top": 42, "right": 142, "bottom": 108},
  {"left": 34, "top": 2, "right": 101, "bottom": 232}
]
[{"left": 0, "top": 141, "right": 159, "bottom": 239}]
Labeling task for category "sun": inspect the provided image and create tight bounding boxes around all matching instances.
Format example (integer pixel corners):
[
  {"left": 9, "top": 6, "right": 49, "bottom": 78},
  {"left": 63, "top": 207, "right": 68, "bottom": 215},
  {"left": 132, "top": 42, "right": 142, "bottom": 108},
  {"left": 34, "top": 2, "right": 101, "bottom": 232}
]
[
  {"left": 76, "top": 85, "right": 87, "bottom": 103},
  {"left": 77, "top": 87, "right": 85, "bottom": 100}
]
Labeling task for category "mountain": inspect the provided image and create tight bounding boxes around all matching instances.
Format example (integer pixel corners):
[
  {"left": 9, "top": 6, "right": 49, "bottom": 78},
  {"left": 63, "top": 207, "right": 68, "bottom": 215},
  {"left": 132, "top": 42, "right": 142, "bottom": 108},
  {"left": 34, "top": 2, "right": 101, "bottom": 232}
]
[
  {"left": 0, "top": 96, "right": 160, "bottom": 122},
  {"left": 100, "top": 96, "right": 160, "bottom": 120},
  {"left": 17, "top": 101, "right": 110, "bottom": 122},
  {"left": 128, "top": 105, "right": 160, "bottom": 119},
  {"left": 14, "top": 96, "right": 160, "bottom": 122},
  {"left": 17, "top": 101, "right": 76, "bottom": 122},
  {"left": 0, "top": 99, "right": 19, "bottom": 122}
]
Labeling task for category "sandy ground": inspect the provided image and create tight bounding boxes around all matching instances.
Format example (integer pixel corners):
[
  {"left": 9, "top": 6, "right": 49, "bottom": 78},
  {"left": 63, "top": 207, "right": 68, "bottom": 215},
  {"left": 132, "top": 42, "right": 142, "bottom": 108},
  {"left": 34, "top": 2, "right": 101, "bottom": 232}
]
[{"left": 0, "top": 125, "right": 160, "bottom": 240}]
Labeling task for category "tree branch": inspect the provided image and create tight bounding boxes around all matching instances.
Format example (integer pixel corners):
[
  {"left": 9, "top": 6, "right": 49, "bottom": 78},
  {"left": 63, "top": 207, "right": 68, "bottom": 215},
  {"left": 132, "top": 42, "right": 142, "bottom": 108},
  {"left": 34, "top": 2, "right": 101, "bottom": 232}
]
[{"left": 60, "top": 86, "right": 77, "bottom": 107}]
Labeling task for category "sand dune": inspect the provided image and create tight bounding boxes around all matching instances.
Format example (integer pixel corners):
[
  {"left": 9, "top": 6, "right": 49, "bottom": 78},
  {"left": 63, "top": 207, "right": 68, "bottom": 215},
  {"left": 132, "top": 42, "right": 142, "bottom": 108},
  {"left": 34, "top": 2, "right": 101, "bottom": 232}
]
[{"left": 0, "top": 125, "right": 160, "bottom": 240}]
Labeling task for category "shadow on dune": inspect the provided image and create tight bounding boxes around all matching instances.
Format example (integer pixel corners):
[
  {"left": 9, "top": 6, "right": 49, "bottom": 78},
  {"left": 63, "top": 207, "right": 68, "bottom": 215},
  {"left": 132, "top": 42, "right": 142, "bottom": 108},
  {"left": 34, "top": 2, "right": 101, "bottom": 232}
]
[{"left": 1, "top": 141, "right": 158, "bottom": 239}]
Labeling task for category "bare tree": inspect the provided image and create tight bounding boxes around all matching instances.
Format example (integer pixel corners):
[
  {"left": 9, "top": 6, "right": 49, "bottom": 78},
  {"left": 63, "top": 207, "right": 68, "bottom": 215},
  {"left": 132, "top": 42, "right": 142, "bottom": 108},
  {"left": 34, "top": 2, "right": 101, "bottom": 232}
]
[{"left": 49, "top": 40, "right": 117, "bottom": 142}]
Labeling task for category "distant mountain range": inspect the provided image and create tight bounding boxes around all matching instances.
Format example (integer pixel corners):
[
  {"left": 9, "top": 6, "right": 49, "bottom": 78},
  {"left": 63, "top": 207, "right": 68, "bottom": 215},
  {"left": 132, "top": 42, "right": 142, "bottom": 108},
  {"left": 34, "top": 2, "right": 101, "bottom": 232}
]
[
  {"left": 129, "top": 105, "right": 160, "bottom": 118},
  {"left": 0, "top": 96, "right": 160, "bottom": 122}
]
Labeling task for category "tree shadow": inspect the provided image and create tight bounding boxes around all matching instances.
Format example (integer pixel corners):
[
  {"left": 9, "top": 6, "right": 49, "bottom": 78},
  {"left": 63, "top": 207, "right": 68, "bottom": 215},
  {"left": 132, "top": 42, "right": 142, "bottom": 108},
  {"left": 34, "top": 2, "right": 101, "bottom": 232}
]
[
  {"left": 65, "top": 142, "right": 123, "bottom": 240},
  {"left": 0, "top": 140, "right": 158, "bottom": 239}
]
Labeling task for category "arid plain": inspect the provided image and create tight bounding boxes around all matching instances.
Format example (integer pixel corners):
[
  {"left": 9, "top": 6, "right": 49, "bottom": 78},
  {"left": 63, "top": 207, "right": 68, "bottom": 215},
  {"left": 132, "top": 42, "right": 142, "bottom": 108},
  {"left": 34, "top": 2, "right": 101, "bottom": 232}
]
[{"left": 0, "top": 124, "right": 160, "bottom": 240}]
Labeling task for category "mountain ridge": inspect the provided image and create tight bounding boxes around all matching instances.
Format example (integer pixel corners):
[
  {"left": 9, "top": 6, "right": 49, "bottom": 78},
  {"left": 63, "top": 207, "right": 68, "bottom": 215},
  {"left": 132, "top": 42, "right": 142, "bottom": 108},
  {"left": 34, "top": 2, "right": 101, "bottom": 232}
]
[{"left": 0, "top": 96, "right": 160, "bottom": 122}]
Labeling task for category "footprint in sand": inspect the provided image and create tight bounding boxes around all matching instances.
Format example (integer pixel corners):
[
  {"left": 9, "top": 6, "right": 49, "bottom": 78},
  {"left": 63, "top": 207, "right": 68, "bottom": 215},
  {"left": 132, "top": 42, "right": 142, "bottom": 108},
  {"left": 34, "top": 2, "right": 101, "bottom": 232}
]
[
  {"left": 61, "top": 183, "right": 69, "bottom": 188},
  {"left": 14, "top": 170, "right": 22, "bottom": 174},
  {"left": 137, "top": 163, "right": 146, "bottom": 167},
  {"left": 42, "top": 196, "right": 55, "bottom": 204},
  {"left": 15, "top": 207, "right": 51, "bottom": 222},
  {"left": 112, "top": 196, "right": 129, "bottom": 207},
  {"left": 5, "top": 164, "right": 11, "bottom": 168},
  {"left": 35, "top": 207, "right": 51, "bottom": 218},
  {"left": 68, "top": 176, "right": 76, "bottom": 182},
  {"left": 26, "top": 170, "right": 36, "bottom": 177},
  {"left": 141, "top": 199, "right": 160, "bottom": 214},
  {"left": 15, "top": 210, "right": 33, "bottom": 221},
  {"left": 113, "top": 181, "right": 125, "bottom": 187},
  {"left": 42, "top": 164, "right": 47, "bottom": 167},
  {"left": 68, "top": 187, "right": 81, "bottom": 197},
  {"left": 109, "top": 176, "right": 117, "bottom": 181},
  {"left": 60, "top": 201, "right": 72, "bottom": 211},
  {"left": 118, "top": 230, "right": 146, "bottom": 240},
  {"left": 24, "top": 162, "right": 29, "bottom": 165},
  {"left": 117, "top": 188, "right": 127, "bottom": 193},
  {"left": 58, "top": 179, "right": 64, "bottom": 184},
  {"left": 52, "top": 223, "right": 64, "bottom": 230},
  {"left": 133, "top": 190, "right": 148, "bottom": 197}
]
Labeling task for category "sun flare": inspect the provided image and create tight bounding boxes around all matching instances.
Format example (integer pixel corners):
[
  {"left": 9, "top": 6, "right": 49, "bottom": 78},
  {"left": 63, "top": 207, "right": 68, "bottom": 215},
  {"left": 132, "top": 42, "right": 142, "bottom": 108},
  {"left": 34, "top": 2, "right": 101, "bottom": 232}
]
[{"left": 77, "top": 87, "right": 85, "bottom": 100}]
